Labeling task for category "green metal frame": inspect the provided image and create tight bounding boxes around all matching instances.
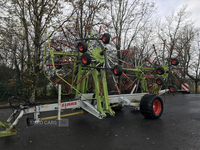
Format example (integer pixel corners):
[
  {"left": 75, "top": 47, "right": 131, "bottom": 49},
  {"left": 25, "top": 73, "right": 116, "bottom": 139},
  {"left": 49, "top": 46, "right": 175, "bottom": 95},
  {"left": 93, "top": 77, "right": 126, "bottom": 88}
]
[
  {"left": 43, "top": 17, "right": 172, "bottom": 116},
  {"left": 123, "top": 58, "right": 170, "bottom": 94},
  {"left": 44, "top": 17, "right": 114, "bottom": 117},
  {"left": 0, "top": 17, "right": 175, "bottom": 138},
  {"left": 0, "top": 121, "right": 17, "bottom": 137}
]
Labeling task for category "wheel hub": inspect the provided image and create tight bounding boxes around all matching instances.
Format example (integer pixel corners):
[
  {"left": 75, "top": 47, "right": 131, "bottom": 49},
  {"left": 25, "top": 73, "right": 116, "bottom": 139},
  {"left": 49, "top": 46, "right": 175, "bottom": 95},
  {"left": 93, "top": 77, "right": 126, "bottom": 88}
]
[{"left": 153, "top": 100, "right": 161, "bottom": 114}]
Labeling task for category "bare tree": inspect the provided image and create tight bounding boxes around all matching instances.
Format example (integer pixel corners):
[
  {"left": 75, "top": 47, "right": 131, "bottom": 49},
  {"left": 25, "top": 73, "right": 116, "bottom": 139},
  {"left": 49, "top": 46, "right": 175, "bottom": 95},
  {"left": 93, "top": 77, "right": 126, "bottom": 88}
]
[
  {"left": 158, "top": 5, "right": 196, "bottom": 82},
  {"left": 1, "top": 0, "right": 69, "bottom": 102},
  {"left": 108, "top": 0, "right": 156, "bottom": 54},
  {"left": 66, "top": 0, "right": 109, "bottom": 38},
  {"left": 186, "top": 31, "right": 200, "bottom": 93},
  {"left": 104, "top": 0, "right": 156, "bottom": 89}
]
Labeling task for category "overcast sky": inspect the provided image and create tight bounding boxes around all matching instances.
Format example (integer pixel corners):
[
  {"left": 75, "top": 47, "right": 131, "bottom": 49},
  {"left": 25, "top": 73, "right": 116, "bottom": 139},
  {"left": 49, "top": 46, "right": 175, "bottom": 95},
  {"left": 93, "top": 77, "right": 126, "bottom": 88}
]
[{"left": 155, "top": 0, "right": 200, "bottom": 27}]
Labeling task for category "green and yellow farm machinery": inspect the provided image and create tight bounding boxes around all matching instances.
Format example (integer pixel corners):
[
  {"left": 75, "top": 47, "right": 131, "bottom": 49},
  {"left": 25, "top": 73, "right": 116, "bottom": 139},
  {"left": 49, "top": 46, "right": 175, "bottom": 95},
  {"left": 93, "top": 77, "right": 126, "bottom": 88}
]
[{"left": 0, "top": 17, "right": 179, "bottom": 137}]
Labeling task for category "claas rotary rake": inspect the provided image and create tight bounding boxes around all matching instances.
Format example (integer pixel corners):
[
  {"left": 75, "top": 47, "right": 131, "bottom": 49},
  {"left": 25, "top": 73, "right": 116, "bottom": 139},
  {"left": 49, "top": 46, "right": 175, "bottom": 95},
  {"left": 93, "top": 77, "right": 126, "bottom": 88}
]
[{"left": 0, "top": 17, "right": 179, "bottom": 137}]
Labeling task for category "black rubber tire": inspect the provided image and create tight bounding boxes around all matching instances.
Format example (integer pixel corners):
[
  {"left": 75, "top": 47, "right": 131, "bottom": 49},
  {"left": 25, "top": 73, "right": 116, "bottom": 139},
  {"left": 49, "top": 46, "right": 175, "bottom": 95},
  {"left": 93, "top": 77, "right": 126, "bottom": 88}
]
[
  {"left": 81, "top": 53, "right": 91, "bottom": 65},
  {"left": 102, "top": 33, "right": 111, "bottom": 44},
  {"left": 77, "top": 41, "right": 87, "bottom": 53},
  {"left": 156, "top": 67, "right": 165, "bottom": 75},
  {"left": 113, "top": 65, "right": 122, "bottom": 76},
  {"left": 112, "top": 104, "right": 123, "bottom": 111},
  {"left": 169, "top": 85, "right": 177, "bottom": 93},
  {"left": 171, "top": 58, "right": 179, "bottom": 66},
  {"left": 156, "top": 77, "right": 164, "bottom": 85},
  {"left": 27, "top": 118, "right": 35, "bottom": 126},
  {"left": 140, "top": 94, "right": 164, "bottom": 119},
  {"left": 108, "top": 91, "right": 123, "bottom": 111}
]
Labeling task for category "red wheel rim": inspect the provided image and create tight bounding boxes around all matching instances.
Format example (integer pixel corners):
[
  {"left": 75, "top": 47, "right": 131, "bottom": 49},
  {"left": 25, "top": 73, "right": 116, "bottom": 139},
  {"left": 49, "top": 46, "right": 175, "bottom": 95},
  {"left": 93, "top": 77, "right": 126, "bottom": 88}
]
[
  {"left": 156, "top": 79, "right": 161, "bottom": 85},
  {"left": 153, "top": 100, "right": 161, "bottom": 114},
  {"left": 172, "top": 59, "right": 176, "bottom": 65},
  {"left": 82, "top": 56, "right": 87, "bottom": 64},
  {"left": 78, "top": 44, "right": 83, "bottom": 51},
  {"left": 157, "top": 69, "right": 162, "bottom": 75},
  {"left": 170, "top": 87, "right": 175, "bottom": 92},
  {"left": 102, "top": 35, "right": 106, "bottom": 42},
  {"left": 114, "top": 67, "right": 118, "bottom": 74}
]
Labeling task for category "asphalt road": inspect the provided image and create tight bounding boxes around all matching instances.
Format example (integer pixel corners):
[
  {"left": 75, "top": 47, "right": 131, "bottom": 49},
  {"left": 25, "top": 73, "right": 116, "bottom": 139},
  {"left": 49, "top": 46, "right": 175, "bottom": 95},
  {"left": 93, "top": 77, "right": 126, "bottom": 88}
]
[{"left": 0, "top": 94, "right": 200, "bottom": 150}]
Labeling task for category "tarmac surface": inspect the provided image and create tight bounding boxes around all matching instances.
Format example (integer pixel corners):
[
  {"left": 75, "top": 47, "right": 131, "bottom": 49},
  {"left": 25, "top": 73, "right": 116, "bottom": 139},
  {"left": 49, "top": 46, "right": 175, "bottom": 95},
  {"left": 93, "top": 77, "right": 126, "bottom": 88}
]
[{"left": 0, "top": 93, "right": 200, "bottom": 150}]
